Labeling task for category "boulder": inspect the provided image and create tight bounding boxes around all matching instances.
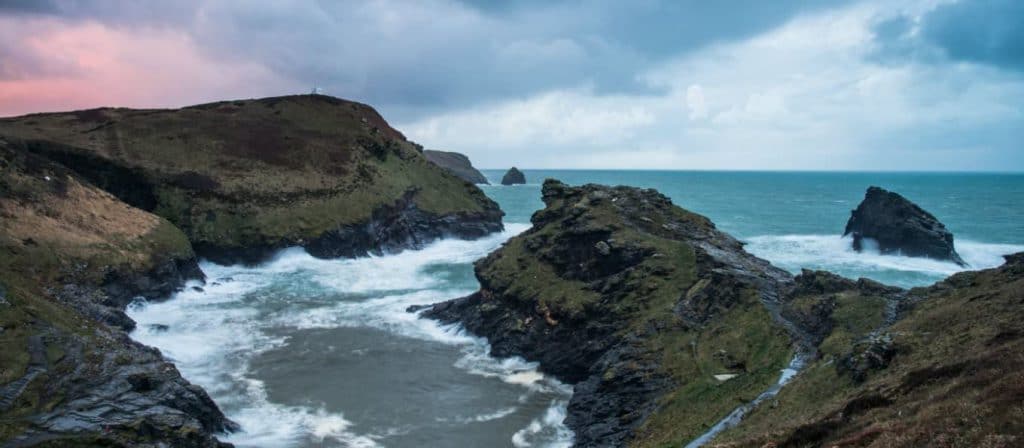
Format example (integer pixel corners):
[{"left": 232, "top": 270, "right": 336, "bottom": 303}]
[
  {"left": 423, "top": 149, "right": 489, "bottom": 184},
  {"left": 844, "top": 186, "right": 966, "bottom": 266},
  {"left": 501, "top": 167, "right": 526, "bottom": 185}
]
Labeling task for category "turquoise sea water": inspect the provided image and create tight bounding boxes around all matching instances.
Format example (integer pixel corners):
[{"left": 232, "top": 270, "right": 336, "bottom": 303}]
[
  {"left": 128, "top": 170, "right": 1024, "bottom": 447},
  {"left": 481, "top": 169, "right": 1024, "bottom": 287}
]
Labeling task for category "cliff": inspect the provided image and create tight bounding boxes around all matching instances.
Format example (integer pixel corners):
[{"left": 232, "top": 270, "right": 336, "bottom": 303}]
[
  {"left": 423, "top": 150, "right": 489, "bottom": 184},
  {"left": 425, "top": 179, "right": 1024, "bottom": 447},
  {"left": 0, "top": 138, "right": 233, "bottom": 447},
  {"left": 426, "top": 179, "right": 805, "bottom": 446},
  {"left": 0, "top": 95, "right": 503, "bottom": 264}
]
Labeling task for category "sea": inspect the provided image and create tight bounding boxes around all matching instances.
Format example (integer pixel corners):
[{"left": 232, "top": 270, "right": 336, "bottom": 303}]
[{"left": 128, "top": 170, "right": 1024, "bottom": 447}]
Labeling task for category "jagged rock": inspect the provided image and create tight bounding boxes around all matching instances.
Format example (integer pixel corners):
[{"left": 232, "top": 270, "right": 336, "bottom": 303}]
[
  {"left": 425, "top": 179, "right": 805, "bottom": 447},
  {"left": 423, "top": 149, "right": 489, "bottom": 184},
  {"left": 844, "top": 186, "right": 966, "bottom": 266},
  {"left": 838, "top": 333, "right": 896, "bottom": 383},
  {"left": 501, "top": 167, "right": 526, "bottom": 185},
  {"left": 0, "top": 140, "right": 233, "bottom": 446}
]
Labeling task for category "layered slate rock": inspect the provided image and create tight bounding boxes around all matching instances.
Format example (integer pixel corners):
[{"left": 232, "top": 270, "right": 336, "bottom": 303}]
[
  {"left": 425, "top": 179, "right": 808, "bottom": 447},
  {"left": 844, "top": 186, "right": 966, "bottom": 266},
  {"left": 423, "top": 149, "right": 489, "bottom": 184},
  {"left": 0, "top": 95, "right": 503, "bottom": 265},
  {"left": 0, "top": 139, "right": 233, "bottom": 447},
  {"left": 501, "top": 167, "right": 526, "bottom": 185}
]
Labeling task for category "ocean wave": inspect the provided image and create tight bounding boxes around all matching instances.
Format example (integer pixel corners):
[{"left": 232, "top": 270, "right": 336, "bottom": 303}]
[
  {"left": 128, "top": 224, "right": 575, "bottom": 447},
  {"left": 745, "top": 234, "right": 1023, "bottom": 287}
]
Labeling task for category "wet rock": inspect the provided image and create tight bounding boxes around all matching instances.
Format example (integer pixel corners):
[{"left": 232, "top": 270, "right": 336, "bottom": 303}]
[
  {"left": 423, "top": 149, "right": 489, "bottom": 184},
  {"left": 844, "top": 186, "right": 966, "bottom": 266},
  {"left": 149, "top": 324, "right": 171, "bottom": 332},
  {"left": 501, "top": 167, "right": 526, "bottom": 185}
]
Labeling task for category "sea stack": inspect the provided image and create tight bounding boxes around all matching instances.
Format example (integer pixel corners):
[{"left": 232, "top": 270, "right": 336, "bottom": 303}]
[
  {"left": 844, "top": 186, "right": 966, "bottom": 266},
  {"left": 423, "top": 149, "right": 489, "bottom": 184},
  {"left": 501, "top": 167, "right": 526, "bottom": 185}
]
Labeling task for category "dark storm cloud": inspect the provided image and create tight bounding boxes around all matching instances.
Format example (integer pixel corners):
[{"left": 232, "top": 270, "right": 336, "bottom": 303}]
[{"left": 874, "top": 0, "right": 1024, "bottom": 73}]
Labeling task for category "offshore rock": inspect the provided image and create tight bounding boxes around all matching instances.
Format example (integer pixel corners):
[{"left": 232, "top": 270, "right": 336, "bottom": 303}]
[
  {"left": 844, "top": 186, "right": 966, "bottom": 266},
  {"left": 501, "top": 167, "right": 526, "bottom": 185}
]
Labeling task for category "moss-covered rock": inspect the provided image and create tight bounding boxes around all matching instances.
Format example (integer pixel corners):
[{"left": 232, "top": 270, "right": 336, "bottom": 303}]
[
  {"left": 0, "top": 94, "right": 503, "bottom": 264},
  {"left": 0, "top": 138, "right": 232, "bottom": 447},
  {"left": 426, "top": 179, "right": 802, "bottom": 447}
]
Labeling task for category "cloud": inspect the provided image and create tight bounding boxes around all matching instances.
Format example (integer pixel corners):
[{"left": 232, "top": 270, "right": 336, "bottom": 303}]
[
  {"left": 685, "top": 85, "right": 707, "bottom": 120},
  {"left": 0, "top": 16, "right": 295, "bottom": 116},
  {"left": 400, "top": 1, "right": 1024, "bottom": 171},
  {"left": 872, "top": 0, "right": 1024, "bottom": 72}
]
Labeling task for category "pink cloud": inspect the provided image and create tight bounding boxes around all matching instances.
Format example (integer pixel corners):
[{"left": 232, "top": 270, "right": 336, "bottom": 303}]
[{"left": 0, "top": 17, "right": 299, "bottom": 116}]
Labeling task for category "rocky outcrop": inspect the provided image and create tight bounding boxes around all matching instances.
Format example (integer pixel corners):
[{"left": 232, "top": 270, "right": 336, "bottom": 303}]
[
  {"left": 500, "top": 167, "right": 526, "bottom": 185},
  {"left": 423, "top": 150, "right": 489, "bottom": 184},
  {"left": 0, "top": 95, "right": 503, "bottom": 265},
  {"left": 714, "top": 253, "right": 1024, "bottom": 447},
  {"left": 425, "top": 179, "right": 806, "bottom": 447},
  {"left": 844, "top": 186, "right": 965, "bottom": 266},
  {"left": 0, "top": 139, "right": 234, "bottom": 446}
]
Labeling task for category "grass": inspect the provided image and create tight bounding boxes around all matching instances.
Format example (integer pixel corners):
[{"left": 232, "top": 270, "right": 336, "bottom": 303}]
[
  {"left": 0, "top": 95, "right": 496, "bottom": 254},
  {"left": 476, "top": 182, "right": 795, "bottom": 446}
]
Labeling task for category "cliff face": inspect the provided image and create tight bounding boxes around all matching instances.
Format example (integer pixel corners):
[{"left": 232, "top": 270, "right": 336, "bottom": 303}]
[
  {"left": 0, "top": 95, "right": 503, "bottom": 264},
  {"left": 844, "top": 186, "right": 965, "bottom": 266},
  {"left": 423, "top": 150, "right": 489, "bottom": 184},
  {"left": 426, "top": 179, "right": 804, "bottom": 447},
  {"left": 425, "top": 179, "right": 1024, "bottom": 448},
  {"left": 0, "top": 139, "right": 233, "bottom": 447}
]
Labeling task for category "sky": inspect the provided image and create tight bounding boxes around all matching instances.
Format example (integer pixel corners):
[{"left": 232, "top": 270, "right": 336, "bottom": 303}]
[{"left": 0, "top": 0, "right": 1022, "bottom": 171}]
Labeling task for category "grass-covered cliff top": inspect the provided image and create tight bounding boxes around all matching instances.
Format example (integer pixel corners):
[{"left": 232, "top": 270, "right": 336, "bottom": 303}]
[
  {"left": 460, "top": 179, "right": 796, "bottom": 446},
  {"left": 0, "top": 138, "right": 193, "bottom": 286},
  {"left": 715, "top": 254, "right": 1024, "bottom": 447},
  {"left": 0, "top": 95, "right": 500, "bottom": 257}
]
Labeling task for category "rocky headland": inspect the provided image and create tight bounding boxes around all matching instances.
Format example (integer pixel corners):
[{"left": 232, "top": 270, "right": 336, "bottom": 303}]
[
  {"left": 501, "top": 167, "right": 526, "bottom": 185},
  {"left": 0, "top": 138, "right": 233, "bottom": 447},
  {"left": 0, "top": 95, "right": 503, "bottom": 265},
  {"left": 425, "top": 179, "right": 1024, "bottom": 447},
  {"left": 844, "top": 186, "right": 966, "bottom": 266},
  {"left": 0, "top": 95, "right": 508, "bottom": 446},
  {"left": 423, "top": 149, "right": 489, "bottom": 185}
]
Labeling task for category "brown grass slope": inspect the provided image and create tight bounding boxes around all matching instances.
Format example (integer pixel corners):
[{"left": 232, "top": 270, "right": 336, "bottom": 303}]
[
  {"left": 0, "top": 138, "right": 231, "bottom": 447},
  {"left": 0, "top": 94, "right": 502, "bottom": 263},
  {"left": 714, "top": 254, "right": 1024, "bottom": 448}
]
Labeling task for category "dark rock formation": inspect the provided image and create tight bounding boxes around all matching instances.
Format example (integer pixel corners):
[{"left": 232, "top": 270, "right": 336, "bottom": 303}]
[
  {"left": 844, "top": 186, "right": 966, "bottom": 266},
  {"left": 425, "top": 179, "right": 807, "bottom": 447},
  {"left": 0, "top": 95, "right": 504, "bottom": 265},
  {"left": 500, "top": 167, "right": 526, "bottom": 185},
  {"left": 0, "top": 139, "right": 233, "bottom": 446},
  {"left": 423, "top": 149, "right": 489, "bottom": 184}
]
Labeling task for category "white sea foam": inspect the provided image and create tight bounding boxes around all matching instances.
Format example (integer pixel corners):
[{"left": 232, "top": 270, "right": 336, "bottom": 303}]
[
  {"left": 129, "top": 223, "right": 575, "bottom": 447},
  {"left": 745, "top": 234, "right": 1023, "bottom": 287},
  {"left": 511, "top": 400, "right": 574, "bottom": 448}
]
